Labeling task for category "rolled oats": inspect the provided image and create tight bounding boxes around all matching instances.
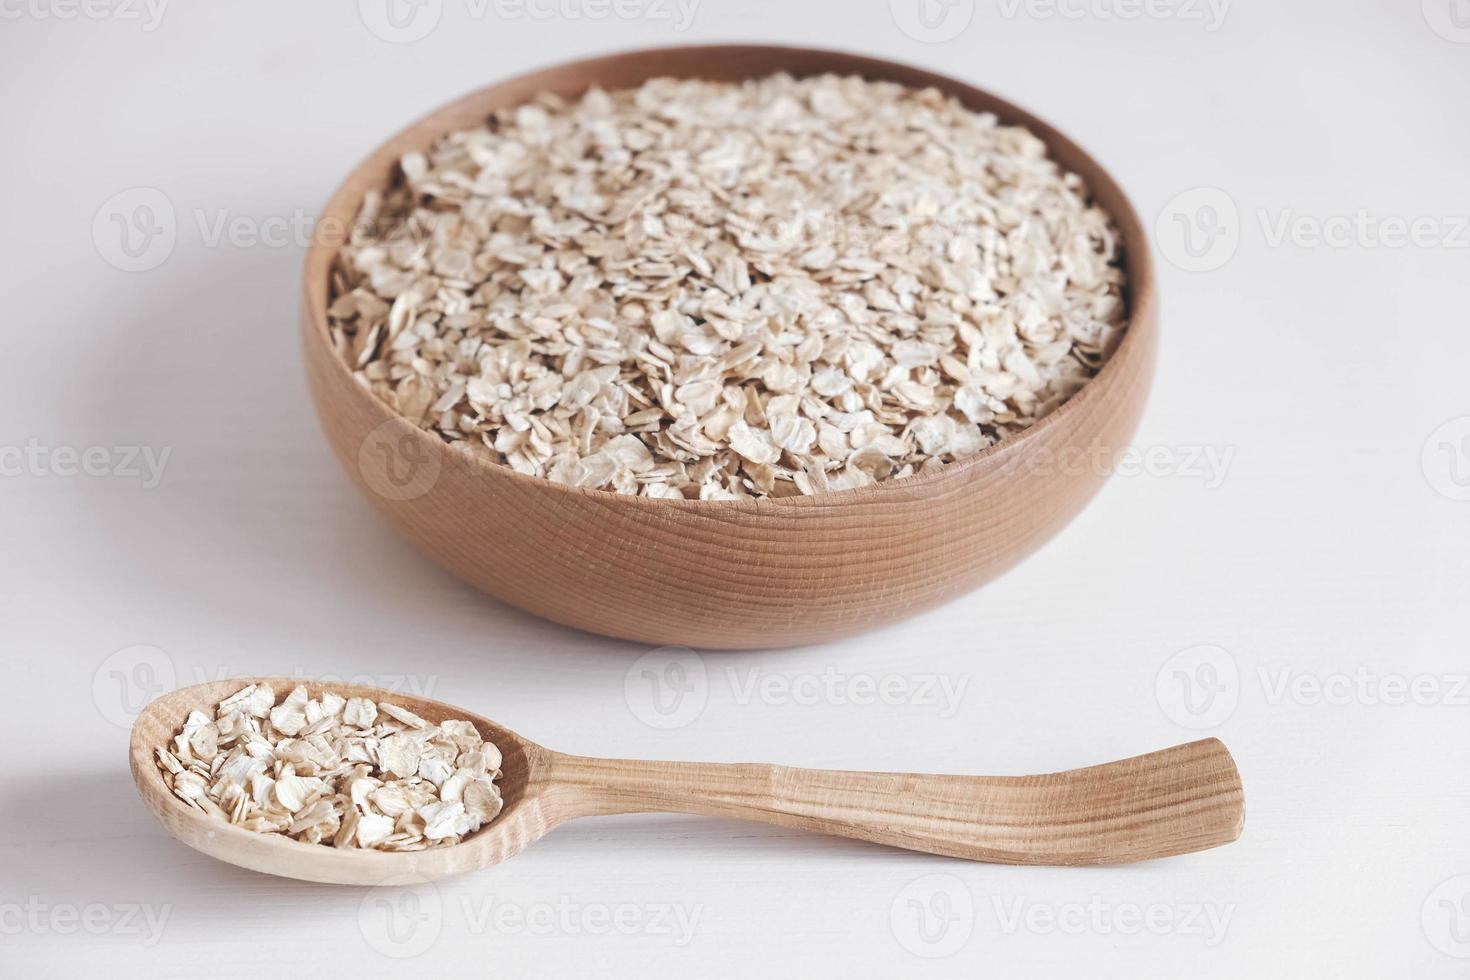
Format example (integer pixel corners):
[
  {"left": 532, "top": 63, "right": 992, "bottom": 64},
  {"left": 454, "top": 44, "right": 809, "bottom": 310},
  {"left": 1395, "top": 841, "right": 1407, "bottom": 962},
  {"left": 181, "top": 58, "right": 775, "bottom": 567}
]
[
  {"left": 154, "top": 684, "right": 505, "bottom": 850},
  {"left": 328, "top": 74, "right": 1127, "bottom": 499}
]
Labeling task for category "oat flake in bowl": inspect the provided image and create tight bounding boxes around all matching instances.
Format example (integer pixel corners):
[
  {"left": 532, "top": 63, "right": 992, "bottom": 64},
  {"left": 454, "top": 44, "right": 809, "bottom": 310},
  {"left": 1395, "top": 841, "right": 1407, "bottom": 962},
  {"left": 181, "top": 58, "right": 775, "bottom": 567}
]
[{"left": 326, "top": 73, "right": 1126, "bottom": 501}]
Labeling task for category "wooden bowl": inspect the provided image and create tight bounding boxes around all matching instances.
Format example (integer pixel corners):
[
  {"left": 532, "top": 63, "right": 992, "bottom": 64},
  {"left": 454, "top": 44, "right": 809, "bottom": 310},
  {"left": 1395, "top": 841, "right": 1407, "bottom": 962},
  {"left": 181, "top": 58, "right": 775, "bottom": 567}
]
[{"left": 301, "top": 45, "right": 1158, "bottom": 650}]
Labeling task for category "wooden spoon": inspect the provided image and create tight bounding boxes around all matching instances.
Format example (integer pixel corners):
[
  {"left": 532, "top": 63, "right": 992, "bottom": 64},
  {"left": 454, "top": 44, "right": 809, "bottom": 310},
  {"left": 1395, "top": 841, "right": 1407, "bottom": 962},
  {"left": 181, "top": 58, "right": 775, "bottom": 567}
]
[{"left": 130, "top": 679, "right": 1244, "bottom": 884}]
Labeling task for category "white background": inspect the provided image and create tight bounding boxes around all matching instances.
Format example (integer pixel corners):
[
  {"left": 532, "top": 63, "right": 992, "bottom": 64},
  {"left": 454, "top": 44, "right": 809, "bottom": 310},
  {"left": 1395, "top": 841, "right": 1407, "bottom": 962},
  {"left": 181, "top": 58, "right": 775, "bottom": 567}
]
[{"left": 3, "top": 0, "right": 1468, "bottom": 976}]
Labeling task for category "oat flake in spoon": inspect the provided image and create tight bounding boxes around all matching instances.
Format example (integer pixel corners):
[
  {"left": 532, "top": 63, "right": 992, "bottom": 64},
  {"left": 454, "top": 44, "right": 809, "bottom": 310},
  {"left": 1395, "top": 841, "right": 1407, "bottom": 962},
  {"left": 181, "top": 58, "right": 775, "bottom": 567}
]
[
  {"left": 327, "top": 73, "right": 1127, "bottom": 500},
  {"left": 154, "top": 684, "right": 504, "bottom": 850}
]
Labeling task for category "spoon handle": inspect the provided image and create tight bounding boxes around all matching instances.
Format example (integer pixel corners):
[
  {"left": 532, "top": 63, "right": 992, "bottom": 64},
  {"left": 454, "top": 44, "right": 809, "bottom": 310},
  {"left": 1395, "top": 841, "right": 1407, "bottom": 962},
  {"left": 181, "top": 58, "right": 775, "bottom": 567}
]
[{"left": 547, "top": 738, "right": 1242, "bottom": 865}]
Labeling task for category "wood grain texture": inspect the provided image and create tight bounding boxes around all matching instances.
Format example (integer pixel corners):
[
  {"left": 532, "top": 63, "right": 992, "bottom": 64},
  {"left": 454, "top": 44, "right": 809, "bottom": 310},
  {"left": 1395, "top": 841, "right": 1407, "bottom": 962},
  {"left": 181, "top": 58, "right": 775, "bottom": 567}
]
[
  {"left": 548, "top": 741, "right": 1244, "bottom": 866},
  {"left": 300, "top": 45, "right": 1160, "bottom": 650},
  {"left": 132, "top": 680, "right": 1243, "bottom": 884}
]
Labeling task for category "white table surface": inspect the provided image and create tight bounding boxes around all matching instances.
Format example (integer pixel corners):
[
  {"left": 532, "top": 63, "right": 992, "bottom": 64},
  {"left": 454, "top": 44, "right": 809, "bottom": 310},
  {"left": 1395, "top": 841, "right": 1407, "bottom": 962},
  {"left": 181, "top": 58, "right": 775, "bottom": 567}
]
[{"left": 3, "top": 1, "right": 1468, "bottom": 976}]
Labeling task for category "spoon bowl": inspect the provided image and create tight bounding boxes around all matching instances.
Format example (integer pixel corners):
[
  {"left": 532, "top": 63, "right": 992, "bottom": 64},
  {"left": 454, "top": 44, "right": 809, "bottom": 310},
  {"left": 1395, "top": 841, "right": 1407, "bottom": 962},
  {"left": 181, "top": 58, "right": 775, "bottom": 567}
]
[
  {"left": 131, "top": 678, "right": 551, "bottom": 884},
  {"left": 132, "top": 679, "right": 1243, "bottom": 885}
]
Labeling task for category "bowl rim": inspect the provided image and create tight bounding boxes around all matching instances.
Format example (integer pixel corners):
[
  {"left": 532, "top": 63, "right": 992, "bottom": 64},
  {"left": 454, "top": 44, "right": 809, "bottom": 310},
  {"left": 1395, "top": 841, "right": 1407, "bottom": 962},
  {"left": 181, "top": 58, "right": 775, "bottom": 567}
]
[{"left": 302, "top": 43, "right": 1157, "bottom": 513}]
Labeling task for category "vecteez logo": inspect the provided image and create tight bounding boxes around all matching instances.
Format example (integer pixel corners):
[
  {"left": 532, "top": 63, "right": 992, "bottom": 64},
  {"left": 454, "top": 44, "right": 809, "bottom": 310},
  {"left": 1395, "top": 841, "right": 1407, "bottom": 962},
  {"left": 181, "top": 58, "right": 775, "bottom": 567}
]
[
  {"left": 889, "top": 874, "right": 975, "bottom": 958},
  {"left": 1156, "top": 645, "right": 1470, "bottom": 731},
  {"left": 0, "top": 0, "right": 169, "bottom": 31},
  {"left": 92, "top": 645, "right": 177, "bottom": 728},
  {"left": 624, "top": 647, "right": 708, "bottom": 730},
  {"left": 358, "top": 0, "right": 443, "bottom": 42},
  {"left": 1422, "top": 0, "right": 1470, "bottom": 43},
  {"left": 357, "top": 418, "right": 444, "bottom": 501},
  {"left": 357, "top": 0, "right": 700, "bottom": 40},
  {"left": 624, "top": 649, "right": 971, "bottom": 729},
  {"left": 1423, "top": 874, "right": 1470, "bottom": 958},
  {"left": 888, "top": 878, "right": 1233, "bottom": 955},
  {"left": 994, "top": 0, "right": 1230, "bottom": 30},
  {"left": 1155, "top": 644, "right": 1240, "bottom": 729},
  {"left": 0, "top": 899, "right": 172, "bottom": 947},
  {"left": 889, "top": 0, "right": 975, "bottom": 43},
  {"left": 1155, "top": 187, "right": 1240, "bottom": 272},
  {"left": 1423, "top": 417, "right": 1470, "bottom": 502},
  {"left": 92, "top": 187, "right": 177, "bottom": 272},
  {"left": 358, "top": 875, "right": 442, "bottom": 958}
]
